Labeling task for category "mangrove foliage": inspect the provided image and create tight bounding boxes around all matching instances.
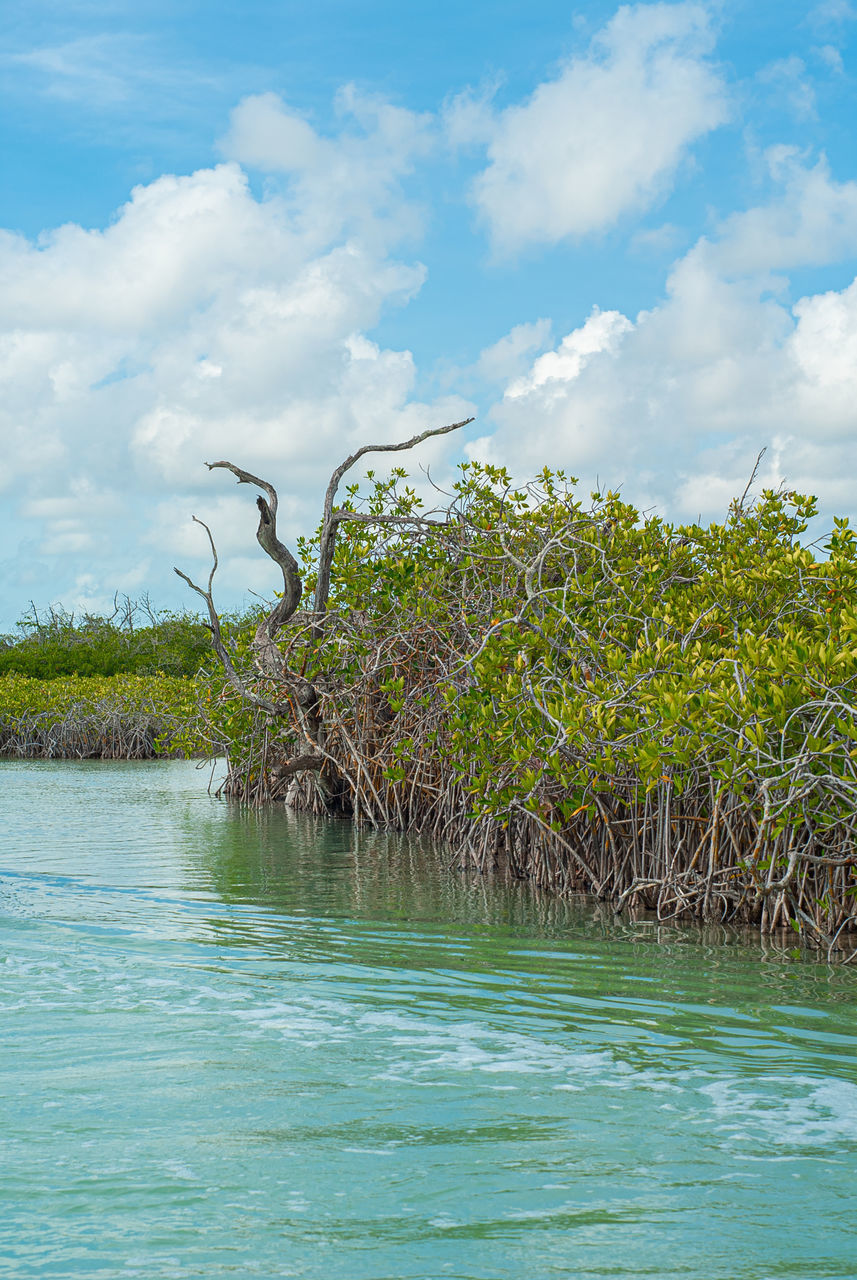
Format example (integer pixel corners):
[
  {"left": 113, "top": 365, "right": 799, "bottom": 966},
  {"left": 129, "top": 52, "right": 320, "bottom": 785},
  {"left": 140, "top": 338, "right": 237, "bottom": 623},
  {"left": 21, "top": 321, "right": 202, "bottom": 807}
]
[
  {"left": 0, "top": 599, "right": 230, "bottom": 758},
  {"left": 175, "top": 425, "right": 857, "bottom": 954}
]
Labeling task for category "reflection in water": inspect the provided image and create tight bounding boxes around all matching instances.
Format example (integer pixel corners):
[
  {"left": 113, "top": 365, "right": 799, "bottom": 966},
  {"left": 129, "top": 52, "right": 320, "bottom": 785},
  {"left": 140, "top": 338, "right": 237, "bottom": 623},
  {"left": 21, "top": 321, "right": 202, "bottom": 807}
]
[
  {"left": 196, "top": 797, "right": 857, "bottom": 1013},
  {"left": 0, "top": 759, "right": 856, "bottom": 1280}
]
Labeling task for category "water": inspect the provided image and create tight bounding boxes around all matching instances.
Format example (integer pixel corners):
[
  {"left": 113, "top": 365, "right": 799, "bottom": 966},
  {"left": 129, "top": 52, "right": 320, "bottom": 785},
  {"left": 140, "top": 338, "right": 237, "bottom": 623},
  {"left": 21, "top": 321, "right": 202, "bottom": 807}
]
[{"left": 1, "top": 760, "right": 855, "bottom": 1280}]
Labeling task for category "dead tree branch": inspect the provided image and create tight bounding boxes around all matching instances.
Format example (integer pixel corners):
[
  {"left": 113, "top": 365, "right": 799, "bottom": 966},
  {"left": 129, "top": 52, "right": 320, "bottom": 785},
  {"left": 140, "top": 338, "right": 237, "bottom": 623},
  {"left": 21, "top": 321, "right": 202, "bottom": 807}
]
[
  {"left": 205, "top": 460, "right": 303, "bottom": 675},
  {"left": 173, "top": 517, "right": 280, "bottom": 715},
  {"left": 737, "top": 448, "right": 766, "bottom": 512},
  {"left": 314, "top": 417, "right": 473, "bottom": 629},
  {"left": 176, "top": 418, "right": 474, "bottom": 789}
]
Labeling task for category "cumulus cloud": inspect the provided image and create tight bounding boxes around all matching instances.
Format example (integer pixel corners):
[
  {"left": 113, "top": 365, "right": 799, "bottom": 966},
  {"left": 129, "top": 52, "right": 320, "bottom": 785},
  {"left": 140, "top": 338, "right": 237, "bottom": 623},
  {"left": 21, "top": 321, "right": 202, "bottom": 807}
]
[
  {"left": 706, "top": 148, "right": 857, "bottom": 275},
  {"left": 475, "top": 319, "right": 553, "bottom": 385},
  {"left": 0, "top": 95, "right": 472, "bottom": 626},
  {"left": 448, "top": 1, "right": 730, "bottom": 252},
  {"left": 471, "top": 150, "right": 857, "bottom": 521},
  {"left": 219, "top": 88, "right": 434, "bottom": 249},
  {"left": 505, "top": 309, "right": 633, "bottom": 398}
]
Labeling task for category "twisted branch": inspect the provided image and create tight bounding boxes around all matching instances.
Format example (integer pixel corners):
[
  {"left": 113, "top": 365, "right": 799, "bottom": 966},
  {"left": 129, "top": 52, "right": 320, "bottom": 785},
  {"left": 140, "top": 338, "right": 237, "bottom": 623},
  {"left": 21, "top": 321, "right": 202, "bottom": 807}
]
[
  {"left": 173, "top": 517, "right": 280, "bottom": 716},
  {"left": 206, "top": 460, "right": 302, "bottom": 675},
  {"left": 176, "top": 418, "right": 474, "bottom": 786},
  {"left": 314, "top": 417, "right": 473, "bottom": 629}
]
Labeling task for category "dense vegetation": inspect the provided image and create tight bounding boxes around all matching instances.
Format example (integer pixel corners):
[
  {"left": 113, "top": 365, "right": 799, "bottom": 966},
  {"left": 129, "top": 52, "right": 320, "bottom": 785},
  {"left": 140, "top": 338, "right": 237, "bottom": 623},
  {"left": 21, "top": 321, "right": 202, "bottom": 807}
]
[
  {"left": 191, "top": 457, "right": 857, "bottom": 953},
  {"left": 0, "top": 599, "right": 228, "bottom": 758},
  {"left": 0, "top": 672, "right": 207, "bottom": 758},
  {"left": 3, "top": 446, "right": 856, "bottom": 952},
  {"left": 0, "top": 598, "right": 212, "bottom": 678}
]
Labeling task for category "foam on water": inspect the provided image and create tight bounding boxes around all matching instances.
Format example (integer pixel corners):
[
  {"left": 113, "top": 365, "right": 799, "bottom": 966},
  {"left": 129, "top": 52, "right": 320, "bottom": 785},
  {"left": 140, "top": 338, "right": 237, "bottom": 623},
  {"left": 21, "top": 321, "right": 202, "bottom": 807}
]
[{"left": 1, "top": 759, "right": 856, "bottom": 1280}]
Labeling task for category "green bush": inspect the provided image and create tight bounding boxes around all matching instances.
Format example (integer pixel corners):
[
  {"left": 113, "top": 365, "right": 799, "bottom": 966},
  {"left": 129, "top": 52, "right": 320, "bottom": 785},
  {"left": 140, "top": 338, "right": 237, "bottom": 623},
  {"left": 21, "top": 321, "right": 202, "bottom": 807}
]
[
  {"left": 202, "top": 461, "right": 857, "bottom": 942},
  {"left": 0, "top": 599, "right": 220, "bottom": 679}
]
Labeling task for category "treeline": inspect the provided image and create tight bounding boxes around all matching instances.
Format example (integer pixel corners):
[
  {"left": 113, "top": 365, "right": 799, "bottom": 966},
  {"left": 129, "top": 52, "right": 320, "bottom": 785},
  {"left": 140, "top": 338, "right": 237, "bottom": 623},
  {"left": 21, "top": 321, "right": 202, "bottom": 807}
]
[
  {"left": 4, "top": 452, "right": 856, "bottom": 952},
  {"left": 190, "top": 458, "right": 857, "bottom": 954},
  {"left": 0, "top": 673, "right": 206, "bottom": 759},
  {"left": 0, "top": 598, "right": 256, "bottom": 759},
  {"left": 0, "top": 597, "right": 213, "bottom": 678}
]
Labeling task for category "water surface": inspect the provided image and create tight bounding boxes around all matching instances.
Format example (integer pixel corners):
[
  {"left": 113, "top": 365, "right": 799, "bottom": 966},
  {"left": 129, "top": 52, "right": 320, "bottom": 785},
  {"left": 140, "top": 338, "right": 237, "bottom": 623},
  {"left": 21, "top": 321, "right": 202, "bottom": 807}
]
[{"left": 1, "top": 759, "right": 855, "bottom": 1279}]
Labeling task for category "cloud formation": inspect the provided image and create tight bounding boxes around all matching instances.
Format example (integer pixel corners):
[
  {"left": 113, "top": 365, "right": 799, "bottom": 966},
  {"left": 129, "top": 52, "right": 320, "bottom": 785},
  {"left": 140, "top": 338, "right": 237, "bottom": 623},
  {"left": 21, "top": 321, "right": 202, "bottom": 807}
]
[
  {"left": 450, "top": 1, "right": 730, "bottom": 252},
  {"left": 0, "top": 98, "right": 470, "bottom": 624},
  {"left": 2, "top": 2, "right": 857, "bottom": 629},
  {"left": 219, "top": 89, "right": 435, "bottom": 249},
  {"left": 469, "top": 148, "right": 857, "bottom": 520}
]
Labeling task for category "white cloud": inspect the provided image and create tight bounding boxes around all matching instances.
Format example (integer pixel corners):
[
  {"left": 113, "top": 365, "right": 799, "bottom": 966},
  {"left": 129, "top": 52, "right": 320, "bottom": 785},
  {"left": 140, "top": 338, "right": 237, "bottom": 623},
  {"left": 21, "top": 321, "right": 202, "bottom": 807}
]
[
  {"left": 506, "top": 309, "right": 633, "bottom": 398},
  {"left": 789, "top": 278, "right": 857, "bottom": 429},
  {"left": 814, "top": 43, "right": 845, "bottom": 73},
  {"left": 219, "top": 89, "right": 434, "bottom": 250},
  {"left": 475, "top": 320, "right": 553, "bottom": 385},
  {"left": 630, "top": 222, "right": 685, "bottom": 256},
  {"left": 0, "top": 93, "right": 472, "bottom": 625},
  {"left": 472, "top": 152, "right": 857, "bottom": 521},
  {"left": 221, "top": 92, "right": 323, "bottom": 172},
  {"left": 449, "top": 1, "right": 730, "bottom": 252},
  {"left": 21, "top": 477, "right": 122, "bottom": 555},
  {"left": 809, "top": 1, "right": 856, "bottom": 29},
  {"left": 3, "top": 30, "right": 228, "bottom": 145},
  {"left": 9, "top": 34, "right": 156, "bottom": 105},
  {"left": 0, "top": 164, "right": 307, "bottom": 334},
  {"left": 705, "top": 148, "right": 857, "bottom": 276}
]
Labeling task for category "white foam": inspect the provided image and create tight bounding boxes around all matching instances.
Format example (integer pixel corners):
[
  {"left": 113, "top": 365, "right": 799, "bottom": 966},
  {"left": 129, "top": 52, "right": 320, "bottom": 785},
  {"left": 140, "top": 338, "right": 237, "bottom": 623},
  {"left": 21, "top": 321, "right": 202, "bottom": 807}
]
[{"left": 700, "top": 1076, "right": 857, "bottom": 1148}]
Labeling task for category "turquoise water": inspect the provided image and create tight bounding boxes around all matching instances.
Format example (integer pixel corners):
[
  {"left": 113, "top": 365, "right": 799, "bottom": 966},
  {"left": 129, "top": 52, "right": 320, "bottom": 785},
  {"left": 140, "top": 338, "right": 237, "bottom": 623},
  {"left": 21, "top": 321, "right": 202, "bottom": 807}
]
[{"left": 1, "top": 760, "right": 856, "bottom": 1280}]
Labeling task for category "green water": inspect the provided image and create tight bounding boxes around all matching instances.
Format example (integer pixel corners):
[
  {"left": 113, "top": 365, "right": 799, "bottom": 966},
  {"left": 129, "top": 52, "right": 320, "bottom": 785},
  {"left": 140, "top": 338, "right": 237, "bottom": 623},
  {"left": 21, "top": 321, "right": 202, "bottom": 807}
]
[{"left": 1, "top": 760, "right": 855, "bottom": 1279}]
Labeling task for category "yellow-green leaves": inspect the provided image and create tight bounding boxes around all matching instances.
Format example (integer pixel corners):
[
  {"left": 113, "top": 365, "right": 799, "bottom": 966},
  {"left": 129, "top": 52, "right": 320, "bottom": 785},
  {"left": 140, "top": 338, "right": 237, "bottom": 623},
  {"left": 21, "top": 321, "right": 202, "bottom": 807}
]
[{"left": 0, "top": 673, "right": 208, "bottom": 757}]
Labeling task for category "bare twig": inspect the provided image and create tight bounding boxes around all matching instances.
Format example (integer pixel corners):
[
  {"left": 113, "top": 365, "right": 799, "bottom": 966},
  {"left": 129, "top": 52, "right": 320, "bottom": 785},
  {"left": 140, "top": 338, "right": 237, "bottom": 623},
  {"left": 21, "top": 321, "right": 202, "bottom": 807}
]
[
  {"left": 314, "top": 418, "right": 474, "bottom": 626},
  {"left": 174, "top": 517, "right": 280, "bottom": 716}
]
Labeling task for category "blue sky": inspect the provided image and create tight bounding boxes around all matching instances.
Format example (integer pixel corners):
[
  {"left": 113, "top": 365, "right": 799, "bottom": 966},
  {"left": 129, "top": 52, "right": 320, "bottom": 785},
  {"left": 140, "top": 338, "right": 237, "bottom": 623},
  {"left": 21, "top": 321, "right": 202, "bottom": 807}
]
[{"left": 1, "top": 0, "right": 857, "bottom": 629}]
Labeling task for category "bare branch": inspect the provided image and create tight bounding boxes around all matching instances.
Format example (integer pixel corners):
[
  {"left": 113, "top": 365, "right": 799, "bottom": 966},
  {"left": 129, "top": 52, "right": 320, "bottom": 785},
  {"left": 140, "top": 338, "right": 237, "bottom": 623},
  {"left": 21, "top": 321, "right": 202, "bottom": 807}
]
[
  {"left": 206, "top": 462, "right": 303, "bottom": 673},
  {"left": 737, "top": 448, "right": 766, "bottom": 512},
  {"left": 194, "top": 514, "right": 218, "bottom": 596},
  {"left": 271, "top": 753, "right": 325, "bottom": 779},
  {"left": 314, "top": 417, "right": 473, "bottom": 626},
  {"left": 173, "top": 519, "right": 281, "bottom": 717},
  {"left": 206, "top": 461, "right": 278, "bottom": 517},
  {"left": 328, "top": 508, "right": 448, "bottom": 532}
]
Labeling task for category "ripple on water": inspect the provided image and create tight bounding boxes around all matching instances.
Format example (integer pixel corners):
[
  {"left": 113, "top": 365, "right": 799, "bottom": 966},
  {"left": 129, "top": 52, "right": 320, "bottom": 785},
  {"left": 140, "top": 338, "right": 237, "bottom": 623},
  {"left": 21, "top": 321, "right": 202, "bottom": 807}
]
[{"left": 1, "top": 759, "right": 856, "bottom": 1280}]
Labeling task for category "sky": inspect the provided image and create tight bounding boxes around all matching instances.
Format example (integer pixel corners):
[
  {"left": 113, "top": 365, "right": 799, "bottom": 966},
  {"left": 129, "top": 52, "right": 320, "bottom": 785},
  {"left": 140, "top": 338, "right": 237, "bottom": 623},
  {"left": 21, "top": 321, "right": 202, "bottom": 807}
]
[{"left": 2, "top": 0, "right": 857, "bottom": 630}]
